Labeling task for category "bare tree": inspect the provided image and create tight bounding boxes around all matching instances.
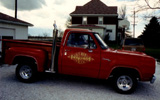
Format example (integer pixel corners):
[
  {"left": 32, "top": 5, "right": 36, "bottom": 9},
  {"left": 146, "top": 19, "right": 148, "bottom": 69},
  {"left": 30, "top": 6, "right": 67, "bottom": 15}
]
[
  {"left": 118, "top": 5, "right": 132, "bottom": 38},
  {"left": 134, "top": 0, "right": 160, "bottom": 20},
  {"left": 42, "top": 32, "right": 49, "bottom": 37},
  {"left": 136, "top": 0, "right": 160, "bottom": 12},
  {"left": 65, "top": 16, "right": 72, "bottom": 28},
  {"left": 135, "top": 0, "right": 160, "bottom": 14},
  {"left": 118, "top": 4, "right": 127, "bottom": 19},
  {"left": 58, "top": 28, "right": 64, "bottom": 38}
]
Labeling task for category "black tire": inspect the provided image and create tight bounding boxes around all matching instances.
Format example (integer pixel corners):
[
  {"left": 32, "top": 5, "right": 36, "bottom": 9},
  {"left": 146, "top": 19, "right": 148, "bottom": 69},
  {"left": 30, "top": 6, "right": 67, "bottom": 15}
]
[
  {"left": 16, "top": 63, "right": 37, "bottom": 83},
  {"left": 113, "top": 73, "right": 137, "bottom": 94}
]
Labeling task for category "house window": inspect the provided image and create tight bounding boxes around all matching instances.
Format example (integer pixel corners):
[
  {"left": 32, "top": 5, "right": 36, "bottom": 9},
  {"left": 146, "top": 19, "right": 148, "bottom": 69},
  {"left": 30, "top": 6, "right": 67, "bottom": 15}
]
[
  {"left": 72, "top": 17, "right": 82, "bottom": 24},
  {"left": 83, "top": 17, "right": 87, "bottom": 25},
  {"left": 98, "top": 17, "right": 103, "bottom": 25},
  {"left": 103, "top": 17, "right": 117, "bottom": 24},
  {"left": 87, "top": 17, "right": 98, "bottom": 24},
  {"left": 2, "top": 36, "right": 13, "bottom": 39},
  {"left": 106, "top": 29, "right": 112, "bottom": 32}
]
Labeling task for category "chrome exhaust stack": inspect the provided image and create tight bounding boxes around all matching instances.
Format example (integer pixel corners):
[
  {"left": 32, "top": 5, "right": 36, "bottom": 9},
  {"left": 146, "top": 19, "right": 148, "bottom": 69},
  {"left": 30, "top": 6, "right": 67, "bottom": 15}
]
[
  {"left": 47, "top": 22, "right": 58, "bottom": 73},
  {"left": 50, "top": 29, "right": 58, "bottom": 73}
]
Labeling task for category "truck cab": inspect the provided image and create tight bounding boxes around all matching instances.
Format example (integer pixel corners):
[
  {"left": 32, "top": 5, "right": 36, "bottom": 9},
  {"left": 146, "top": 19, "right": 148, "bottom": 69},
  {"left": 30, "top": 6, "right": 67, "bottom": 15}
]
[{"left": 58, "top": 29, "right": 104, "bottom": 78}]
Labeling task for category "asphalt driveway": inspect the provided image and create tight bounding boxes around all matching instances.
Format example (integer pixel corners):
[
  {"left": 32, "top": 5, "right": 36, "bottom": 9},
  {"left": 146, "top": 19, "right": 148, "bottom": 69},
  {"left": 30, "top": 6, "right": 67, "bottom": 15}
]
[{"left": 0, "top": 63, "right": 160, "bottom": 100}]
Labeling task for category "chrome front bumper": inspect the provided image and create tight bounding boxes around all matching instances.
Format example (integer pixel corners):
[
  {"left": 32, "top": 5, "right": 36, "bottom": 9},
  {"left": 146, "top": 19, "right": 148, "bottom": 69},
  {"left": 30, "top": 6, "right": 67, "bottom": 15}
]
[{"left": 150, "top": 75, "right": 156, "bottom": 84}]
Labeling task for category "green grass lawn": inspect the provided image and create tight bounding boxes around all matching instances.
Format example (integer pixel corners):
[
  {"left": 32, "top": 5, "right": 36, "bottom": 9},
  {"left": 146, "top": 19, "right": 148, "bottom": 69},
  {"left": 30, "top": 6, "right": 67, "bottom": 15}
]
[
  {"left": 108, "top": 44, "right": 120, "bottom": 49},
  {"left": 145, "top": 48, "right": 160, "bottom": 62}
]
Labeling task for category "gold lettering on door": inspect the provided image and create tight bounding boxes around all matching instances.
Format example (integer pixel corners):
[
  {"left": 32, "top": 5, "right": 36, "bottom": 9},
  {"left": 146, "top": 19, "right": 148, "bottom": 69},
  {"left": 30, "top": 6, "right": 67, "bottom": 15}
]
[{"left": 68, "top": 52, "right": 94, "bottom": 64}]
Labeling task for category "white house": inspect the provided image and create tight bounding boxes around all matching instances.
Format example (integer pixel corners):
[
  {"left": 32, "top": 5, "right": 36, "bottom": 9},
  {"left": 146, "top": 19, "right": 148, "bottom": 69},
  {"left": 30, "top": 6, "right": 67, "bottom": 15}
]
[
  {"left": 0, "top": 12, "right": 33, "bottom": 51},
  {"left": 70, "top": 0, "right": 118, "bottom": 41}
]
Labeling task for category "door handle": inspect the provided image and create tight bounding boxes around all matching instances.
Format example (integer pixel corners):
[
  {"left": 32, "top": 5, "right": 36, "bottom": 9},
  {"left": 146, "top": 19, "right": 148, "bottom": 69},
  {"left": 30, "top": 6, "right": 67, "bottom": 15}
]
[
  {"left": 65, "top": 49, "right": 71, "bottom": 52},
  {"left": 88, "top": 50, "right": 93, "bottom": 53},
  {"left": 102, "top": 58, "right": 111, "bottom": 62}
]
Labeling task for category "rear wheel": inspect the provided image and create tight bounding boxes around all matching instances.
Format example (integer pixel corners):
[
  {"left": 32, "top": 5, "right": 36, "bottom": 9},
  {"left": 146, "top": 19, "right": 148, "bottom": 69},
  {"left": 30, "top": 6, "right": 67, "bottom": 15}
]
[
  {"left": 114, "top": 73, "right": 137, "bottom": 94},
  {"left": 16, "top": 63, "right": 37, "bottom": 83}
]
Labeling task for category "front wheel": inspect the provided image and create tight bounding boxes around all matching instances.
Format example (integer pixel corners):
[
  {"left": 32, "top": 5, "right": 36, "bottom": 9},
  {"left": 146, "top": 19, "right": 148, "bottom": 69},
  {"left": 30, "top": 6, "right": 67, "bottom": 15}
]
[
  {"left": 114, "top": 74, "right": 137, "bottom": 94},
  {"left": 16, "top": 63, "right": 37, "bottom": 83}
]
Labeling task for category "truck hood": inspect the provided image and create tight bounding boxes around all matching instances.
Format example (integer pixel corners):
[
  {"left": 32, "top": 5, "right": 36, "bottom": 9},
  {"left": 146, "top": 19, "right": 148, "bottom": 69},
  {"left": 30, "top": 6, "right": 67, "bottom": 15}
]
[
  {"left": 101, "top": 48, "right": 155, "bottom": 69},
  {"left": 116, "top": 49, "right": 146, "bottom": 56},
  {"left": 105, "top": 48, "right": 147, "bottom": 57}
]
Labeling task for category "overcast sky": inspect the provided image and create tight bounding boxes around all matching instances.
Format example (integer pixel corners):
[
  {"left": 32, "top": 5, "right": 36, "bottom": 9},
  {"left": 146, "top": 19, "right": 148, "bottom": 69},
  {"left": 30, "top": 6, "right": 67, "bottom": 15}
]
[{"left": 0, "top": 0, "right": 158, "bottom": 37}]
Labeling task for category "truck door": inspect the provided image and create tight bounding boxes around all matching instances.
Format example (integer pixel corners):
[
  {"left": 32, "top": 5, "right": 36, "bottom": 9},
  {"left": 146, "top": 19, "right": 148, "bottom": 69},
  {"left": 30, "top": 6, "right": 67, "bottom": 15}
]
[{"left": 61, "top": 32, "right": 100, "bottom": 78}]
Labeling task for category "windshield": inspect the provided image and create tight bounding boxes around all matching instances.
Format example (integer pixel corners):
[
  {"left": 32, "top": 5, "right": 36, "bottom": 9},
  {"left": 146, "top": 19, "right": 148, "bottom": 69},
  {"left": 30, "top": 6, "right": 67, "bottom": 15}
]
[{"left": 94, "top": 33, "right": 108, "bottom": 49}]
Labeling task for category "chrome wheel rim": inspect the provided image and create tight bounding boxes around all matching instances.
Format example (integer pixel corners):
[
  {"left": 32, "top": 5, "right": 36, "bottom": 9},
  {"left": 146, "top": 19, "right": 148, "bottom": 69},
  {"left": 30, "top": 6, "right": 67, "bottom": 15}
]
[
  {"left": 19, "top": 65, "right": 32, "bottom": 79},
  {"left": 117, "top": 75, "right": 133, "bottom": 91}
]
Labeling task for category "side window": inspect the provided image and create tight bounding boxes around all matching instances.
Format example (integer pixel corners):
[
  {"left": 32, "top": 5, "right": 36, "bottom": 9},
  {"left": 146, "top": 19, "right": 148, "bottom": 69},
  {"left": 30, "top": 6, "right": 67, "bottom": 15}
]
[
  {"left": 67, "top": 33, "right": 96, "bottom": 49},
  {"left": 67, "top": 33, "right": 88, "bottom": 48},
  {"left": 89, "top": 36, "right": 97, "bottom": 49}
]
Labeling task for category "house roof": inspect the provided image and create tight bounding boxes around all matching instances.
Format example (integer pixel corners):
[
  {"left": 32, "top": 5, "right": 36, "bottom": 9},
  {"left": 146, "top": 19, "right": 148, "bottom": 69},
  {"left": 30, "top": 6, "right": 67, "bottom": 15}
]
[
  {"left": 70, "top": 0, "right": 117, "bottom": 15},
  {"left": 0, "top": 12, "right": 33, "bottom": 26}
]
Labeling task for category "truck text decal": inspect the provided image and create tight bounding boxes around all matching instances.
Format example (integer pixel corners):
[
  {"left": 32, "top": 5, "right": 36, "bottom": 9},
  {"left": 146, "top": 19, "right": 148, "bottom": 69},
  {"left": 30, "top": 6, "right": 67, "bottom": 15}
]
[{"left": 68, "top": 52, "right": 94, "bottom": 64}]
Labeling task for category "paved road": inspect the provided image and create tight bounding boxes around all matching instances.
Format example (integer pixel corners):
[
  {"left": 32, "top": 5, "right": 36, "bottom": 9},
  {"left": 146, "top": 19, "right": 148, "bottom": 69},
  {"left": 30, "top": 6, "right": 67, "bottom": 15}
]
[{"left": 0, "top": 63, "right": 160, "bottom": 100}]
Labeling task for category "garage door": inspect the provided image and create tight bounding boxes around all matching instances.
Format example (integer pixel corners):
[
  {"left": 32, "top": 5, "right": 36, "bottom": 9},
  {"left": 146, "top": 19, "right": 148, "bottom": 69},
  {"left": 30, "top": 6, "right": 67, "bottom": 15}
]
[{"left": 0, "top": 28, "right": 15, "bottom": 52}]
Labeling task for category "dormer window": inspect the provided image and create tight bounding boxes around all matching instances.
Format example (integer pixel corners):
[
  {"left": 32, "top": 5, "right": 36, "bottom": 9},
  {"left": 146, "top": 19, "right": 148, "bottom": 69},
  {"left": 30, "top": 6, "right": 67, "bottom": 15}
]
[
  {"left": 83, "top": 17, "right": 87, "bottom": 25},
  {"left": 98, "top": 17, "right": 103, "bottom": 25}
]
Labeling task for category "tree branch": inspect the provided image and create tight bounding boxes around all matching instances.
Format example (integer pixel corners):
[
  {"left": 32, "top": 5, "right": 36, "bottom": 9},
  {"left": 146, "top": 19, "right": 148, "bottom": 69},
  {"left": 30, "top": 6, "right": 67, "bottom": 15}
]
[{"left": 145, "top": 0, "right": 160, "bottom": 9}]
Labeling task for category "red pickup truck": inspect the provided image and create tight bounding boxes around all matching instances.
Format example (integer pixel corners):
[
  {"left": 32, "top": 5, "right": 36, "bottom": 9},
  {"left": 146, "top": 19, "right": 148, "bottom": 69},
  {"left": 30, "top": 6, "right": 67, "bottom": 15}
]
[{"left": 1, "top": 28, "right": 156, "bottom": 94}]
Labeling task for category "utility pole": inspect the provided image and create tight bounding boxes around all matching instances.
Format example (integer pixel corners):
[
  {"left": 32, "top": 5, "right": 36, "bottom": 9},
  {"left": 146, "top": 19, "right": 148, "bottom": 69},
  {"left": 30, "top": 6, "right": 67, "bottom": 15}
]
[
  {"left": 131, "top": 8, "right": 137, "bottom": 38},
  {"left": 15, "top": 0, "right": 17, "bottom": 19},
  {"left": 133, "top": 10, "right": 135, "bottom": 37}
]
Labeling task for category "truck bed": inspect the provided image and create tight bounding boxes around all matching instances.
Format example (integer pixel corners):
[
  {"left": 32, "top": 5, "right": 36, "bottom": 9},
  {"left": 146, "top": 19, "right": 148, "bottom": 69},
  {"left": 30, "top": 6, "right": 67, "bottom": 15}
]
[{"left": 2, "top": 39, "right": 60, "bottom": 69}]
